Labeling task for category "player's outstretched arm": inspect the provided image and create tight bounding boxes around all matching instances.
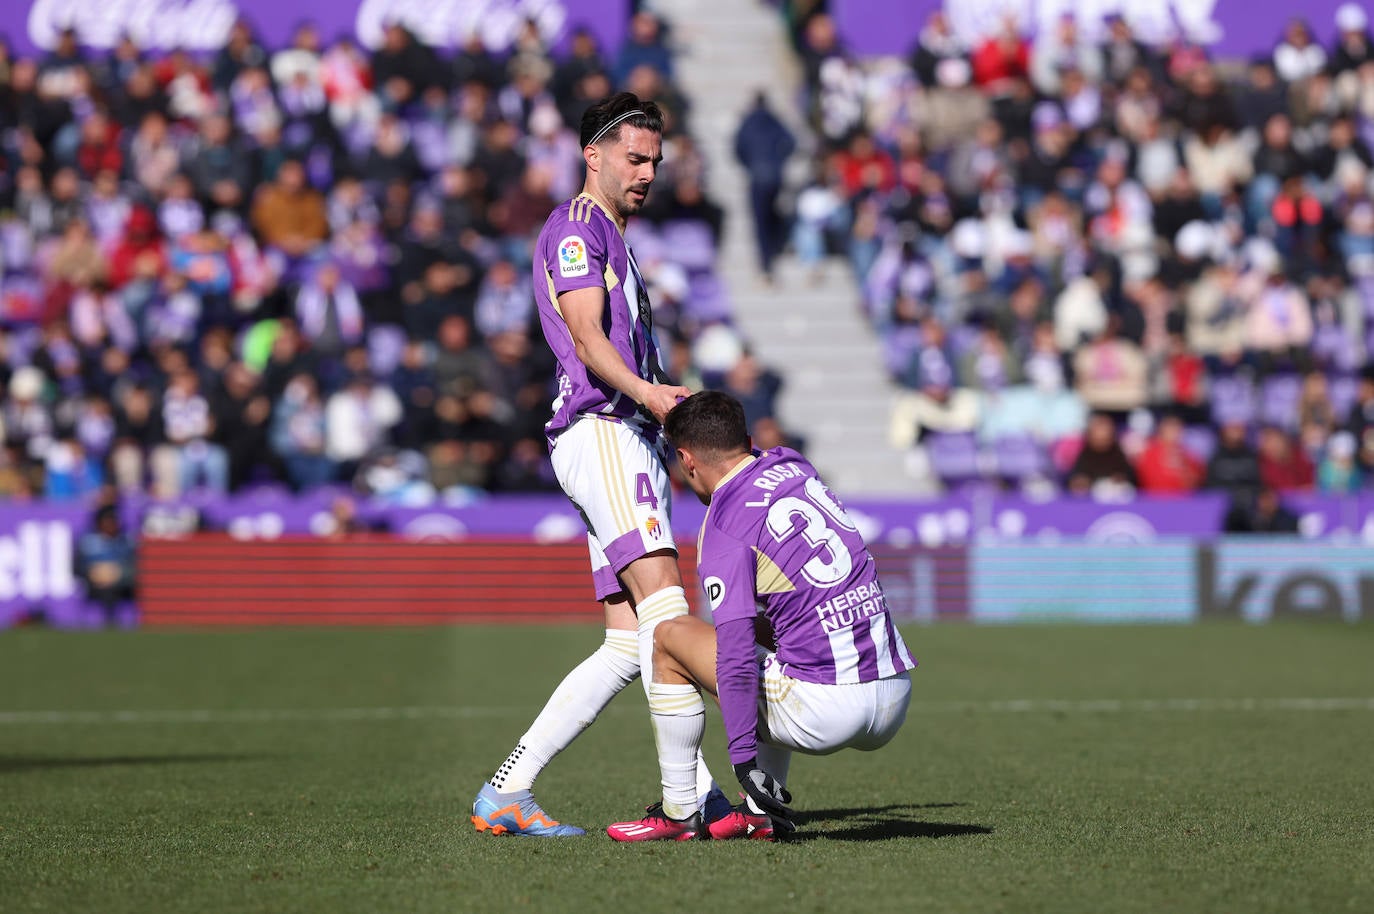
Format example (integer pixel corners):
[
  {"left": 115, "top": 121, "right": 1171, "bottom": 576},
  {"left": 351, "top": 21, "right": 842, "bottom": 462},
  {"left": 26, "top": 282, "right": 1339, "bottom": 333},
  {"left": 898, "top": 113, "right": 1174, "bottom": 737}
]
[{"left": 557, "top": 286, "right": 690, "bottom": 422}]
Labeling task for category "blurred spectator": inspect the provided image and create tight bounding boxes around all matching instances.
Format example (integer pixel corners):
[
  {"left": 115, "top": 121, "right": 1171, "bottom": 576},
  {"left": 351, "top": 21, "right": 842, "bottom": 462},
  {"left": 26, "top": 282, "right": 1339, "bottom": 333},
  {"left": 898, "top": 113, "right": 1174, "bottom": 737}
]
[
  {"left": 1273, "top": 18, "right": 1327, "bottom": 84},
  {"left": 1206, "top": 421, "right": 1263, "bottom": 503},
  {"left": 1242, "top": 261, "right": 1313, "bottom": 367},
  {"left": 295, "top": 262, "right": 364, "bottom": 358},
  {"left": 1225, "top": 486, "right": 1300, "bottom": 533},
  {"left": 1073, "top": 319, "right": 1148, "bottom": 416},
  {"left": 911, "top": 11, "right": 970, "bottom": 89},
  {"left": 372, "top": 23, "right": 443, "bottom": 109},
  {"left": 473, "top": 260, "right": 532, "bottom": 339},
  {"left": 972, "top": 17, "right": 1030, "bottom": 92},
  {"left": 1330, "top": 4, "right": 1374, "bottom": 77},
  {"left": 74, "top": 504, "right": 137, "bottom": 625},
  {"left": 186, "top": 113, "right": 251, "bottom": 212},
  {"left": 44, "top": 437, "right": 103, "bottom": 500},
  {"left": 213, "top": 361, "right": 276, "bottom": 489},
  {"left": 1067, "top": 412, "right": 1137, "bottom": 496},
  {"left": 1135, "top": 414, "right": 1204, "bottom": 494},
  {"left": 157, "top": 368, "right": 228, "bottom": 495},
  {"left": 1318, "top": 430, "right": 1363, "bottom": 492},
  {"left": 1257, "top": 425, "right": 1315, "bottom": 492},
  {"left": 616, "top": 12, "right": 674, "bottom": 86},
  {"left": 271, "top": 373, "right": 334, "bottom": 490},
  {"left": 250, "top": 159, "right": 328, "bottom": 273},
  {"left": 734, "top": 93, "right": 797, "bottom": 279},
  {"left": 325, "top": 372, "right": 402, "bottom": 471},
  {"left": 1031, "top": 15, "right": 1103, "bottom": 95},
  {"left": 716, "top": 350, "right": 783, "bottom": 427}
]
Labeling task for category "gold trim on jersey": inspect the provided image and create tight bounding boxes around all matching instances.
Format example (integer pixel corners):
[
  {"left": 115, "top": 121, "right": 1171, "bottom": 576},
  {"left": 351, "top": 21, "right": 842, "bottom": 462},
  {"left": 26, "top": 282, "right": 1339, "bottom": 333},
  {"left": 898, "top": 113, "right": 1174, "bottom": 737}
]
[
  {"left": 754, "top": 548, "right": 796, "bottom": 595},
  {"left": 544, "top": 266, "right": 565, "bottom": 320},
  {"left": 568, "top": 196, "right": 594, "bottom": 223},
  {"left": 603, "top": 263, "right": 619, "bottom": 292},
  {"left": 593, "top": 418, "right": 636, "bottom": 534}
]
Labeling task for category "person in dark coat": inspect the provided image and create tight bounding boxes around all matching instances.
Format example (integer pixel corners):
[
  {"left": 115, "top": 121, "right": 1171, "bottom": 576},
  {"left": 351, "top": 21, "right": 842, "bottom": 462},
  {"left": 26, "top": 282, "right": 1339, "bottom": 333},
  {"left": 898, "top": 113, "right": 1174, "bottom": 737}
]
[{"left": 733, "top": 93, "right": 796, "bottom": 279}]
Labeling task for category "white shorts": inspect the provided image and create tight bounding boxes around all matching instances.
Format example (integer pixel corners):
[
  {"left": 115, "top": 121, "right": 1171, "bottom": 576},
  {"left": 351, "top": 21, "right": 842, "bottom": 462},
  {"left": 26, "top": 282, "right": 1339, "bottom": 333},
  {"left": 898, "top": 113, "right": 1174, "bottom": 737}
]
[
  {"left": 758, "top": 652, "right": 912, "bottom": 755},
  {"left": 550, "top": 416, "right": 675, "bottom": 600}
]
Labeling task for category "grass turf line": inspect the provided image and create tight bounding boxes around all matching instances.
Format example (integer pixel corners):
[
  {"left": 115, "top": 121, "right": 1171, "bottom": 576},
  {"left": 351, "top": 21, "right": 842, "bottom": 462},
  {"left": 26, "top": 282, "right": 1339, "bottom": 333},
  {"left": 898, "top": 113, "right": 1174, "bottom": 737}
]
[{"left": 0, "top": 623, "right": 1371, "bottom": 914}]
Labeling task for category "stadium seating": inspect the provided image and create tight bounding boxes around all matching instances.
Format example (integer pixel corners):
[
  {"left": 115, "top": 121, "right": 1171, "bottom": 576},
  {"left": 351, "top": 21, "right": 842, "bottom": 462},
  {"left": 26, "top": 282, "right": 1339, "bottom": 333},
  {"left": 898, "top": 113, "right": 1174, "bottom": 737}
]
[
  {"left": 788, "top": 7, "right": 1374, "bottom": 500},
  {"left": 0, "top": 15, "right": 757, "bottom": 508}
]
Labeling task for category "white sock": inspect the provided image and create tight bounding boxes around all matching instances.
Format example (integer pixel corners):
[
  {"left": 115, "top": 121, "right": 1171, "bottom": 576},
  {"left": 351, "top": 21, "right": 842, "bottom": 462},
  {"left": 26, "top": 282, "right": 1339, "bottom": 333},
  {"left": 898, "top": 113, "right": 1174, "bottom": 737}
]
[
  {"left": 695, "top": 750, "right": 719, "bottom": 810},
  {"left": 489, "top": 630, "right": 639, "bottom": 792},
  {"left": 757, "top": 742, "right": 793, "bottom": 788},
  {"left": 648, "top": 681, "right": 705, "bottom": 820},
  {"left": 634, "top": 586, "right": 688, "bottom": 700}
]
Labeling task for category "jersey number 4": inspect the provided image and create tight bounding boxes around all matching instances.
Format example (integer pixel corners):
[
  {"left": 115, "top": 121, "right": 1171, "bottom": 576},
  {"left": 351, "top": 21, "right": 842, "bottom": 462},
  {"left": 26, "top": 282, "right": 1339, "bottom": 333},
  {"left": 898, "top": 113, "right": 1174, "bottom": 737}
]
[{"left": 764, "top": 477, "right": 858, "bottom": 588}]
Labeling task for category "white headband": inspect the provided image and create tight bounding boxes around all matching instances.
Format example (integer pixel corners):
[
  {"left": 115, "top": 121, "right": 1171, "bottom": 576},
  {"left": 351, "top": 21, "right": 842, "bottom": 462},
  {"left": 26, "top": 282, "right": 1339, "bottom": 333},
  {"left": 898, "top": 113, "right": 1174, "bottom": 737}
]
[{"left": 587, "top": 109, "right": 645, "bottom": 147}]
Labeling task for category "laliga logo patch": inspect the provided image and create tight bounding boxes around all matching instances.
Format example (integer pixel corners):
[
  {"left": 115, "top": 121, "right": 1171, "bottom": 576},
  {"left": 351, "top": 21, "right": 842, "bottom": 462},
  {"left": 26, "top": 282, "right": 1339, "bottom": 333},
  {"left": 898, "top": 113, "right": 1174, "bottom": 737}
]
[
  {"left": 703, "top": 576, "right": 726, "bottom": 611},
  {"left": 558, "top": 235, "right": 589, "bottom": 277},
  {"left": 644, "top": 516, "right": 662, "bottom": 539}
]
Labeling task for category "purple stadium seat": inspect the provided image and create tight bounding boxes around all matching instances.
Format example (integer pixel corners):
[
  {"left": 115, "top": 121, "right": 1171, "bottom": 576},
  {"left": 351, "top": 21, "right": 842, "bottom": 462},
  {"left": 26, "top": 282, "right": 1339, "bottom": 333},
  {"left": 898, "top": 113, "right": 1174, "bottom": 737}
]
[
  {"left": 1210, "top": 375, "right": 1256, "bottom": 426},
  {"left": 1259, "top": 374, "right": 1302, "bottom": 430},
  {"left": 1329, "top": 374, "right": 1359, "bottom": 422},
  {"left": 1181, "top": 426, "right": 1217, "bottom": 462},
  {"left": 925, "top": 432, "right": 982, "bottom": 481},
  {"left": 1312, "top": 324, "right": 1361, "bottom": 373},
  {"left": 624, "top": 221, "right": 665, "bottom": 264},
  {"left": 684, "top": 272, "right": 734, "bottom": 324},
  {"left": 659, "top": 220, "right": 717, "bottom": 272},
  {"left": 368, "top": 324, "right": 407, "bottom": 378},
  {"left": 993, "top": 435, "right": 1047, "bottom": 479},
  {"left": 884, "top": 326, "right": 923, "bottom": 378}
]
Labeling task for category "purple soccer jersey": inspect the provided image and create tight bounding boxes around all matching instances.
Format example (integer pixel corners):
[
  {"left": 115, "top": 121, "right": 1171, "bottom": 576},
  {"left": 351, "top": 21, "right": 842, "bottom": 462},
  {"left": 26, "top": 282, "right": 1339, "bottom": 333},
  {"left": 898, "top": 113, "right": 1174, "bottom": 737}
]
[
  {"left": 698, "top": 448, "right": 916, "bottom": 764},
  {"left": 533, "top": 193, "right": 659, "bottom": 445}
]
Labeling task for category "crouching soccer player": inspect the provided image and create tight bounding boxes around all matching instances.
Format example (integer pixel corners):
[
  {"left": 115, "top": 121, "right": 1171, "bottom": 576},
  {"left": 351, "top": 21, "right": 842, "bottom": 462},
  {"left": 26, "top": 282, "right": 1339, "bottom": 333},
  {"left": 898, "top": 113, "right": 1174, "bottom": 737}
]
[{"left": 606, "top": 391, "right": 917, "bottom": 841}]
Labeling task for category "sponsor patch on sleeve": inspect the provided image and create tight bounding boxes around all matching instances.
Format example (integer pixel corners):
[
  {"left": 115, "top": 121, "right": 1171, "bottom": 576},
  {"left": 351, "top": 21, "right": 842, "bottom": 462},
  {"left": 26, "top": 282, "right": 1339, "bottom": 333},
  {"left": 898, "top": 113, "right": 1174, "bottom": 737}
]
[
  {"left": 558, "top": 235, "right": 589, "bottom": 278},
  {"left": 703, "top": 576, "right": 726, "bottom": 612}
]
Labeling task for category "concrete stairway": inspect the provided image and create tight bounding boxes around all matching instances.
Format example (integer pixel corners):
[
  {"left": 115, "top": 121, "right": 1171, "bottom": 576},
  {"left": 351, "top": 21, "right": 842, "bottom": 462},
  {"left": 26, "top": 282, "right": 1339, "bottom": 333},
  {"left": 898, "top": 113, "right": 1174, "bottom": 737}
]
[{"left": 649, "top": 0, "right": 913, "bottom": 495}]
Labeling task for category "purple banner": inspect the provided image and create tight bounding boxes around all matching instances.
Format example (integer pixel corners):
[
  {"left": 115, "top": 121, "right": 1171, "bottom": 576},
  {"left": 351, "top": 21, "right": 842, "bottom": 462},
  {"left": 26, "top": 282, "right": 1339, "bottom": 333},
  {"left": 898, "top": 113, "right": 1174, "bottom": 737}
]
[
  {"left": 831, "top": 0, "right": 1352, "bottom": 60},
  {"left": 3, "top": 490, "right": 1373, "bottom": 628},
  {"left": 0, "top": 501, "right": 89, "bottom": 628},
  {"left": 3, "top": 0, "right": 626, "bottom": 58}
]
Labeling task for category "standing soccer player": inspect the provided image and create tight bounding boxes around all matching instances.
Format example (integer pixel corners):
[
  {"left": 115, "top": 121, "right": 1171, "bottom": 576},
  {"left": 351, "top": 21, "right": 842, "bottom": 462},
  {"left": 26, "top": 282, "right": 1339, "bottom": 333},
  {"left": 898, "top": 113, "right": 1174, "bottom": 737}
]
[
  {"left": 472, "top": 93, "right": 726, "bottom": 837},
  {"left": 606, "top": 391, "right": 917, "bottom": 841}
]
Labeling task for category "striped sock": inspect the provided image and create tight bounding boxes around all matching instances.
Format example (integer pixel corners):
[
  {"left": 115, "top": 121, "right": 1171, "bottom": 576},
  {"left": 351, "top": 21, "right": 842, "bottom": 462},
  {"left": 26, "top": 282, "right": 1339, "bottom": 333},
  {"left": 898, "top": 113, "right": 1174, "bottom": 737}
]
[
  {"left": 648, "top": 682, "right": 705, "bottom": 820},
  {"left": 635, "top": 586, "right": 688, "bottom": 701}
]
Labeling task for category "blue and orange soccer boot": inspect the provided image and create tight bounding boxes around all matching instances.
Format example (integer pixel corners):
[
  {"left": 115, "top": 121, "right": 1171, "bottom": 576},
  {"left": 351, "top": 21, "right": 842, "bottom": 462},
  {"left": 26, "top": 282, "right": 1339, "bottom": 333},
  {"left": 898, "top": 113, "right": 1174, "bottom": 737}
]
[
  {"left": 606, "top": 802, "right": 705, "bottom": 842},
  {"left": 471, "top": 783, "right": 585, "bottom": 837}
]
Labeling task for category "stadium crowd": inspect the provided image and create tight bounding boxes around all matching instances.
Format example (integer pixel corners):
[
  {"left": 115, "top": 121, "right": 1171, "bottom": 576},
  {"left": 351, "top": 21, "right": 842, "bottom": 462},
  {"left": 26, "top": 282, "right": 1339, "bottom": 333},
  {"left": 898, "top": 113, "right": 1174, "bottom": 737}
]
[
  {"left": 0, "top": 12, "right": 768, "bottom": 506},
  {"left": 787, "top": 6, "right": 1374, "bottom": 516}
]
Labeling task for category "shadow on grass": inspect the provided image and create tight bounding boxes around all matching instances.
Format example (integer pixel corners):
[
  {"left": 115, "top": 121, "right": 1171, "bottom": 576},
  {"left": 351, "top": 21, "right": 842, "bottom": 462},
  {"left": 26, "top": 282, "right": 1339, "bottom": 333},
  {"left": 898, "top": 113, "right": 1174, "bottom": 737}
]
[
  {"left": 789, "top": 802, "right": 992, "bottom": 842},
  {"left": 0, "top": 753, "right": 275, "bottom": 773}
]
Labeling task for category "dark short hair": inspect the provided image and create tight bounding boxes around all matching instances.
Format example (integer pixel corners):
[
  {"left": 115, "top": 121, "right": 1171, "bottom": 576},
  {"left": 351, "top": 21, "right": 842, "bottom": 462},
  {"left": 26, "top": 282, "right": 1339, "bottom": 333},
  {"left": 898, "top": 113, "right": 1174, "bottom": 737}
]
[
  {"left": 665, "top": 391, "right": 749, "bottom": 459},
  {"left": 580, "top": 92, "right": 664, "bottom": 148}
]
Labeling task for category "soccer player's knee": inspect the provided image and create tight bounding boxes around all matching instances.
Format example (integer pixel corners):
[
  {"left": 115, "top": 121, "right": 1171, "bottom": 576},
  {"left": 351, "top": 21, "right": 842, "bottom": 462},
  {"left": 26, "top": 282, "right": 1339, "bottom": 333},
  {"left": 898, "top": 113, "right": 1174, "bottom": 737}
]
[{"left": 653, "top": 615, "right": 688, "bottom": 659}]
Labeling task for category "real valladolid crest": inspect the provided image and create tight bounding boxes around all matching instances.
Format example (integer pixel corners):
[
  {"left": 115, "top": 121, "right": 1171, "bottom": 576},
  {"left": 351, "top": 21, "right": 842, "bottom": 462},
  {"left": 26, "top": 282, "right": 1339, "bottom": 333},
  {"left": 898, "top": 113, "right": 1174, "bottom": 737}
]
[{"left": 23, "top": 0, "right": 570, "bottom": 51}]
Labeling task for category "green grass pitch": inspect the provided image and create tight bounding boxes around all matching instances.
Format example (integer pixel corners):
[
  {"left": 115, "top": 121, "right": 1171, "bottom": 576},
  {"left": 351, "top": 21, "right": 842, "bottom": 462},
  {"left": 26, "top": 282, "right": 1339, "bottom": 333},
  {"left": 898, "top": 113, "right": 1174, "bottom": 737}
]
[{"left": 1, "top": 622, "right": 1372, "bottom": 913}]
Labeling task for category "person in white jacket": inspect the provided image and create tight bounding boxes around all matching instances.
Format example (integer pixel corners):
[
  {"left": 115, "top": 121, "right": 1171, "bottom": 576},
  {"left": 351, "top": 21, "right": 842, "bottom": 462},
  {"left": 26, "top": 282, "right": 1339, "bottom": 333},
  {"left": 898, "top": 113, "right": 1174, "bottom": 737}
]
[{"left": 324, "top": 373, "right": 402, "bottom": 467}]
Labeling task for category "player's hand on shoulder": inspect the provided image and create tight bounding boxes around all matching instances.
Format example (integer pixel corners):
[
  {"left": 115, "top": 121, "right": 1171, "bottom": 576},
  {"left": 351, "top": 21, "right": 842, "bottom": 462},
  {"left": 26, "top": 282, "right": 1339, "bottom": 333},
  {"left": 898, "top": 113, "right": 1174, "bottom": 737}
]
[{"left": 641, "top": 383, "right": 692, "bottom": 423}]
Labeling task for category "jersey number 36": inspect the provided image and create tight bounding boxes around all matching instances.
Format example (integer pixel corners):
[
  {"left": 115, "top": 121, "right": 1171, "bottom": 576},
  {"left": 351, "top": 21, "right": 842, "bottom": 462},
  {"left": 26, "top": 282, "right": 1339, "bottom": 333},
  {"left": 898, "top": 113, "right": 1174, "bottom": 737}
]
[{"left": 765, "top": 477, "right": 858, "bottom": 588}]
